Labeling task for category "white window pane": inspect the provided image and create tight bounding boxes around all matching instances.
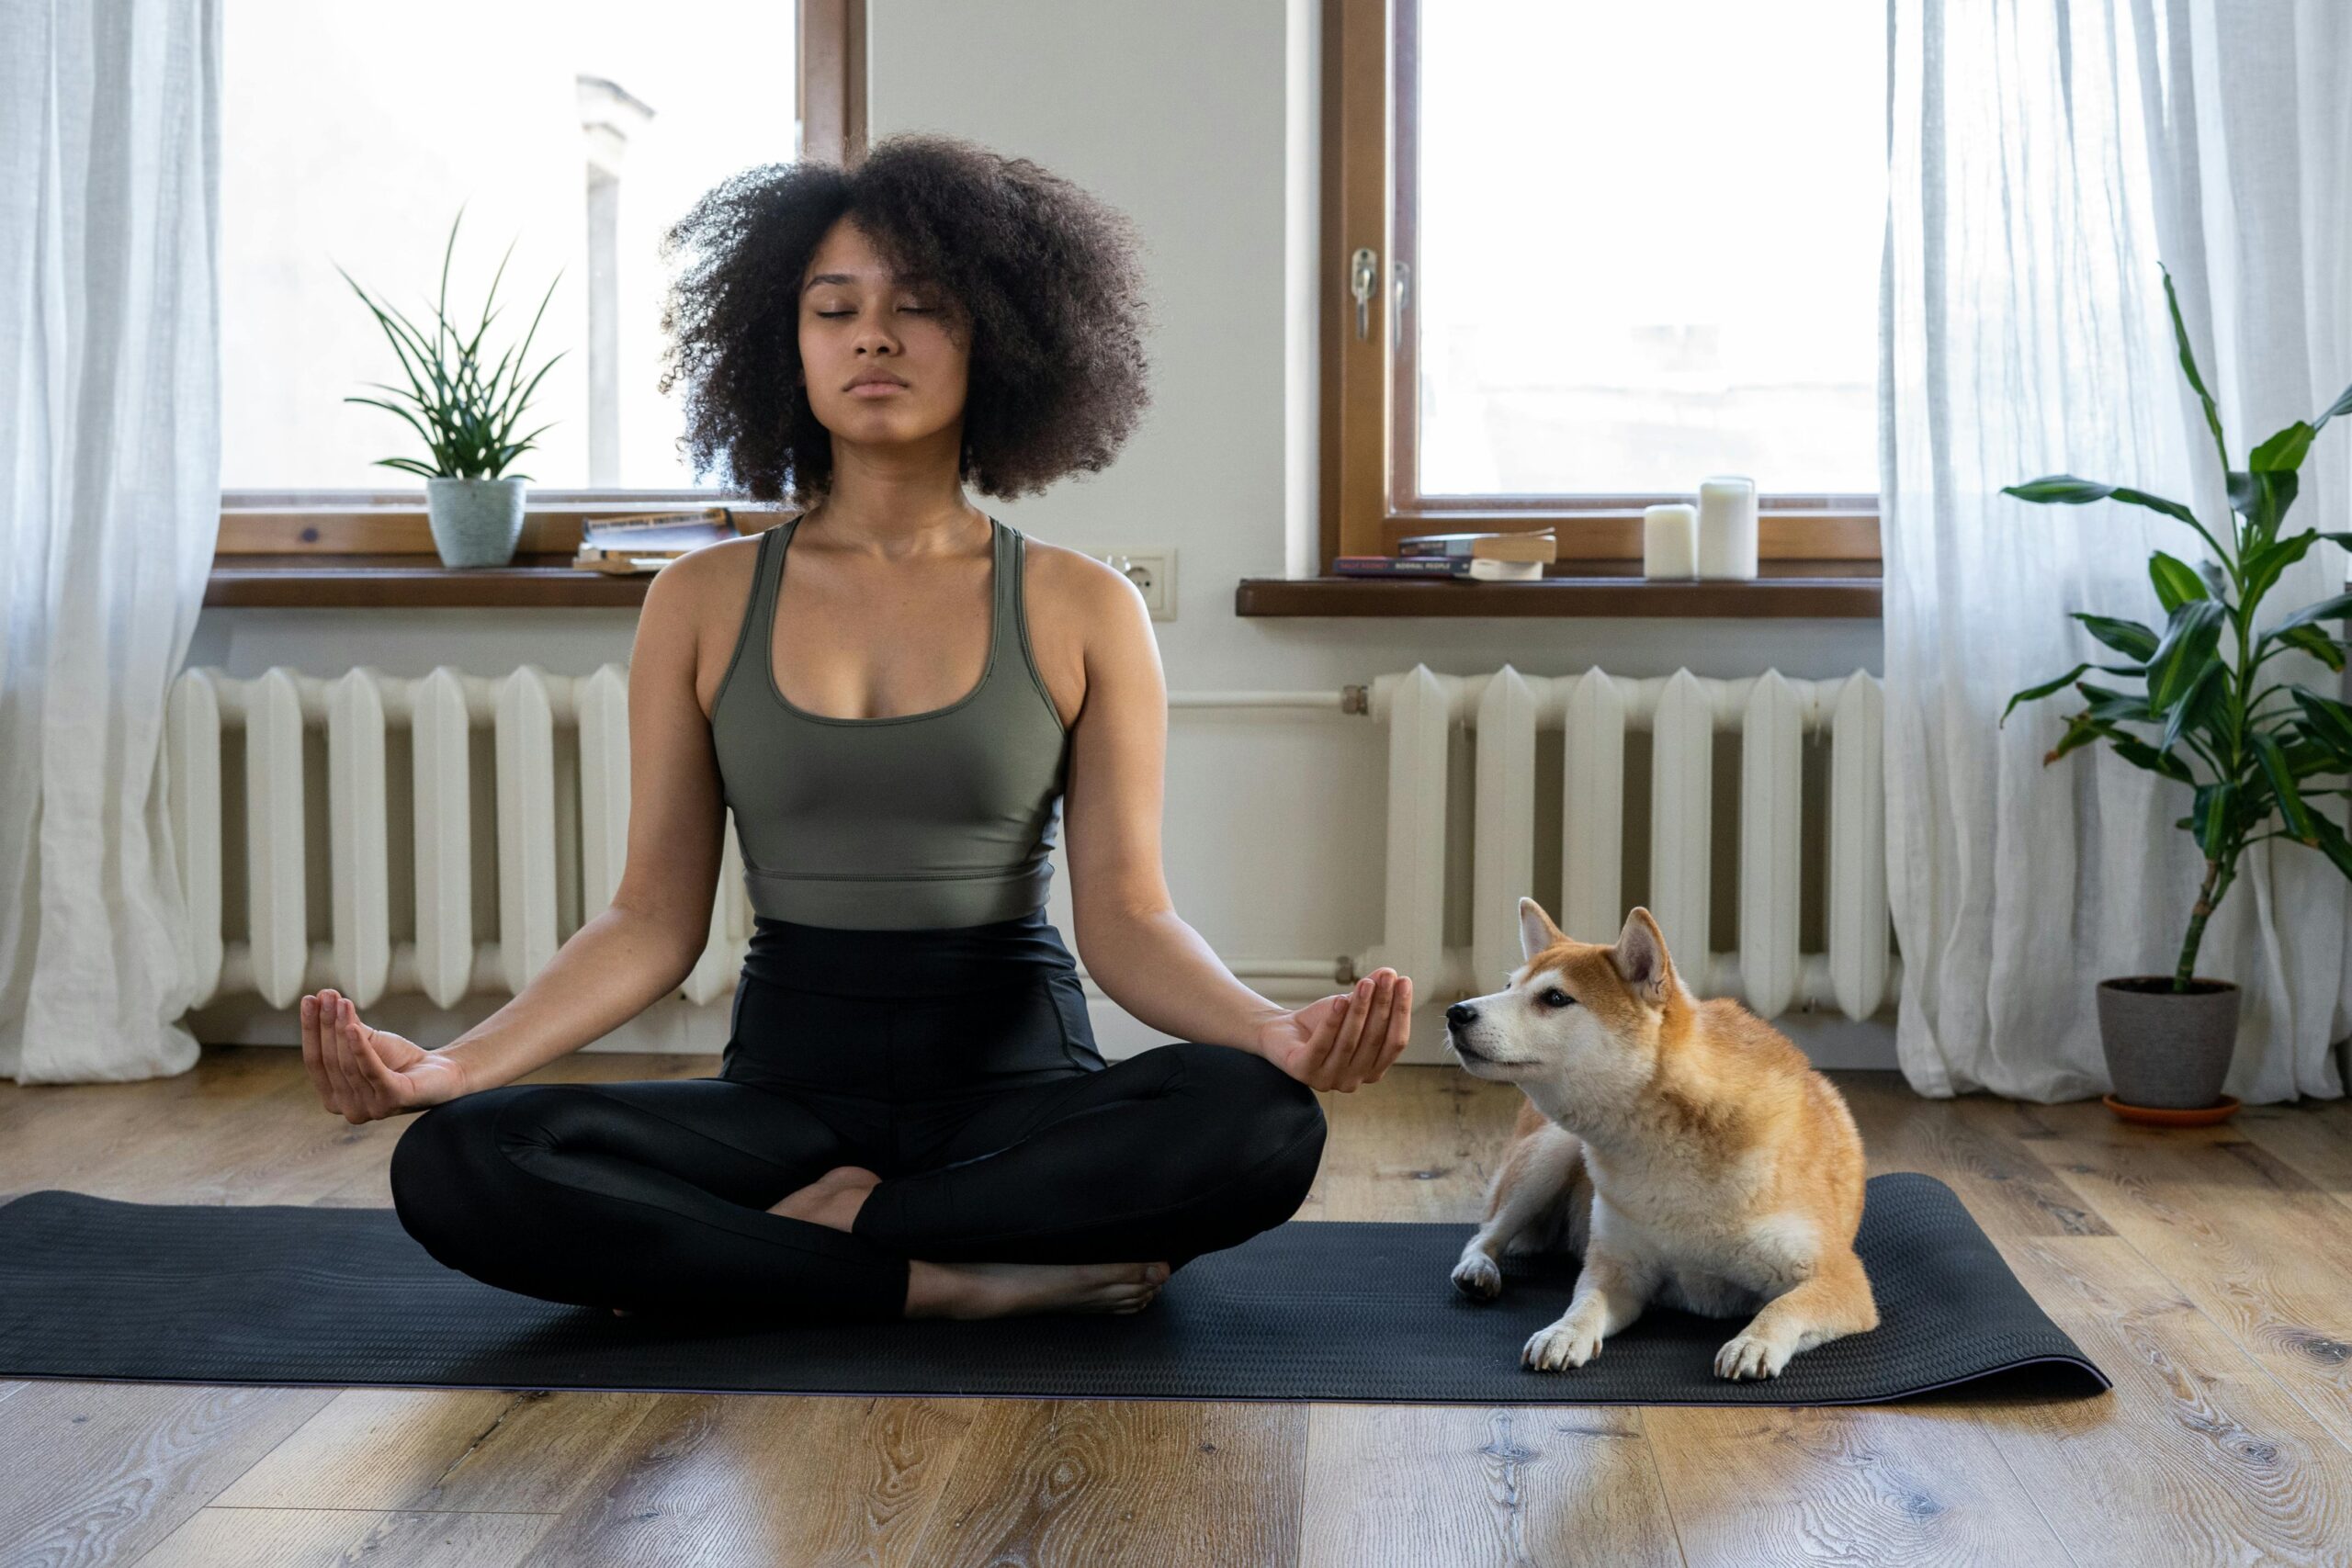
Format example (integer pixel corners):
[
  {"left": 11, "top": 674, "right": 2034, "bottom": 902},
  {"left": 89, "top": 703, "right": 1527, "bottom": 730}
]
[
  {"left": 221, "top": 1, "right": 798, "bottom": 491},
  {"left": 1417, "top": 1, "right": 1884, "bottom": 497}
]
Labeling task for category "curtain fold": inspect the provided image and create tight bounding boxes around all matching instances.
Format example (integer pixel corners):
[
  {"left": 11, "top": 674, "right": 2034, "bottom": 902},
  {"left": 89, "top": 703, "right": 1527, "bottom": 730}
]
[
  {"left": 1883, "top": 0, "right": 2352, "bottom": 1101},
  {"left": 0, "top": 0, "right": 223, "bottom": 1082}
]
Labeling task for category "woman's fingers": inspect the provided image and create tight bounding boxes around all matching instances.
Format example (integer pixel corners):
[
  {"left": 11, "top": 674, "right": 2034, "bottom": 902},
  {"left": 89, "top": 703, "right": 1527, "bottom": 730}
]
[
  {"left": 1364, "top": 974, "right": 1413, "bottom": 1083},
  {"left": 316, "top": 989, "right": 358, "bottom": 1115},
  {"left": 346, "top": 1009, "right": 410, "bottom": 1109},
  {"left": 299, "top": 994, "right": 335, "bottom": 1112},
  {"left": 1340, "top": 972, "right": 1396, "bottom": 1088}
]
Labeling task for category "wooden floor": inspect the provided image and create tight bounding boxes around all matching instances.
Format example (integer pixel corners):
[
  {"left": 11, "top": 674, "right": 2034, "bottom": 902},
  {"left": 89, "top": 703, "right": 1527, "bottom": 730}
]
[{"left": 6, "top": 1047, "right": 2352, "bottom": 1567}]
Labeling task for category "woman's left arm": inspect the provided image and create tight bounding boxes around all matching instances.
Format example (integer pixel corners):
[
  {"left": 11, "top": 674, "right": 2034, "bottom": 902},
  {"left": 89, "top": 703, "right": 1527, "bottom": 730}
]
[{"left": 1057, "top": 558, "right": 1413, "bottom": 1091}]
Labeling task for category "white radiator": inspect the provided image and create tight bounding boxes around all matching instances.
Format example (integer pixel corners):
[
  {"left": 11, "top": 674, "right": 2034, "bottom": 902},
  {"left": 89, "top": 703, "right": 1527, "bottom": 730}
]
[
  {"left": 1349, "top": 665, "right": 1896, "bottom": 1021},
  {"left": 164, "top": 661, "right": 1893, "bottom": 1029}
]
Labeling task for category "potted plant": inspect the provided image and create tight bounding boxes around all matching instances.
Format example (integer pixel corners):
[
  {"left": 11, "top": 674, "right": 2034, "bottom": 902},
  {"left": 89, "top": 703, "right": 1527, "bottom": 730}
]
[
  {"left": 2003, "top": 264, "right": 2352, "bottom": 1122},
  {"left": 336, "top": 208, "right": 563, "bottom": 569}
]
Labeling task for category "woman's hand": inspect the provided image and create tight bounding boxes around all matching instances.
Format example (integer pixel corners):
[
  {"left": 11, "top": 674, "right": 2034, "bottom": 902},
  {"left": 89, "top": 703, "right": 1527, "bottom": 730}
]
[
  {"left": 300, "top": 988, "right": 470, "bottom": 1124},
  {"left": 1253, "top": 967, "right": 1414, "bottom": 1091}
]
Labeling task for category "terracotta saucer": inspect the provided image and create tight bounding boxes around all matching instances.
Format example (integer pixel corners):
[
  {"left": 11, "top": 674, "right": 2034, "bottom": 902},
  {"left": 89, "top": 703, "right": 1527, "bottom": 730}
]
[{"left": 2102, "top": 1093, "right": 2240, "bottom": 1127}]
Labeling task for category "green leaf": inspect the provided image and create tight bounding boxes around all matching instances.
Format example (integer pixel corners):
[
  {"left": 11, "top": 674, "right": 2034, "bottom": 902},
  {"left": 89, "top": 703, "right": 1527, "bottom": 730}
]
[
  {"left": 2003, "top": 475, "right": 2205, "bottom": 531},
  {"left": 2191, "top": 779, "right": 2238, "bottom": 859},
  {"left": 2077, "top": 682, "right": 2158, "bottom": 726},
  {"left": 2161, "top": 262, "right": 2231, "bottom": 473},
  {"left": 2071, "top": 613, "right": 2160, "bottom": 660},
  {"left": 2256, "top": 734, "right": 2318, "bottom": 843},
  {"left": 2307, "top": 815, "right": 2352, "bottom": 882},
  {"left": 2273, "top": 592, "right": 2352, "bottom": 637},
  {"left": 2314, "top": 376, "right": 2352, "bottom": 434},
  {"left": 2240, "top": 529, "right": 2322, "bottom": 609},
  {"left": 2251, "top": 422, "right": 2316, "bottom": 472},
  {"left": 2227, "top": 468, "right": 2299, "bottom": 547},
  {"left": 2002, "top": 662, "right": 2094, "bottom": 726},
  {"left": 2045, "top": 712, "right": 2109, "bottom": 766},
  {"left": 2290, "top": 684, "right": 2352, "bottom": 760},
  {"left": 2110, "top": 732, "right": 2196, "bottom": 784},
  {"left": 2150, "top": 551, "right": 2209, "bottom": 613},
  {"left": 2162, "top": 660, "right": 2223, "bottom": 756},
  {"left": 2144, "top": 599, "right": 2227, "bottom": 711},
  {"left": 2269, "top": 624, "right": 2349, "bottom": 673}
]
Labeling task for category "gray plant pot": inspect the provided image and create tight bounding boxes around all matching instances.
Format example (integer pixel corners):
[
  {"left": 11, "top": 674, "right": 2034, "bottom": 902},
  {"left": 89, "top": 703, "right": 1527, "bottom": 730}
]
[
  {"left": 2095, "top": 976, "right": 2241, "bottom": 1109},
  {"left": 424, "top": 477, "right": 528, "bottom": 569}
]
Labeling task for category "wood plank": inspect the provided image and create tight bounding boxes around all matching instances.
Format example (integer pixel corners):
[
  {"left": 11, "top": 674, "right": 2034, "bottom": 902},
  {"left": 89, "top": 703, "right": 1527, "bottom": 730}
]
[
  {"left": 902, "top": 1399, "right": 1306, "bottom": 1568},
  {"left": 1837, "top": 1075, "right": 2113, "bottom": 1243},
  {"left": 518, "top": 1394, "right": 977, "bottom": 1568},
  {"left": 214, "top": 1389, "right": 664, "bottom": 1514},
  {"left": 1309, "top": 1067, "right": 1523, "bottom": 1224},
  {"left": 132, "top": 1507, "right": 551, "bottom": 1568},
  {"left": 2037, "top": 1130, "right": 2352, "bottom": 1449},
  {"left": 0, "top": 1382, "right": 339, "bottom": 1567},
  {"left": 1299, "top": 1404, "right": 1680, "bottom": 1568},
  {"left": 1643, "top": 1405, "right": 2070, "bottom": 1567},
  {"left": 1972, "top": 1235, "right": 2352, "bottom": 1566},
  {"left": 2236, "top": 1097, "right": 2352, "bottom": 1205}
]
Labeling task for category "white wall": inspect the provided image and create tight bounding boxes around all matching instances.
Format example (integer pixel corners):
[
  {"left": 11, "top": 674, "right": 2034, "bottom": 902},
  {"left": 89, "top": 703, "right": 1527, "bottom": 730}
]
[{"left": 190, "top": 0, "right": 1888, "bottom": 1065}]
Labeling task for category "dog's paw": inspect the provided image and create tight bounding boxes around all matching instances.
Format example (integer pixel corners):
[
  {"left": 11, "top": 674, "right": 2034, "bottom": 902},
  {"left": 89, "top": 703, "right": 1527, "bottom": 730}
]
[
  {"left": 1452, "top": 1253, "right": 1503, "bottom": 1300},
  {"left": 1713, "top": 1331, "right": 1791, "bottom": 1381},
  {"left": 1522, "top": 1316, "right": 1603, "bottom": 1372}
]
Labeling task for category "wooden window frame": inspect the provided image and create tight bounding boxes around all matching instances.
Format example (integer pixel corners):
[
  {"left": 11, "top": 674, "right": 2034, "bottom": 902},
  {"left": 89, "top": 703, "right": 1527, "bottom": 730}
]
[
  {"left": 1317, "top": 0, "right": 1881, "bottom": 574},
  {"left": 213, "top": 0, "right": 863, "bottom": 587}
]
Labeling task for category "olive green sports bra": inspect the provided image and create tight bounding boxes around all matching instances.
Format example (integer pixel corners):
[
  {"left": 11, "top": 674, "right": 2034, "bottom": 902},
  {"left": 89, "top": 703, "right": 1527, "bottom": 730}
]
[{"left": 709, "top": 513, "right": 1072, "bottom": 931}]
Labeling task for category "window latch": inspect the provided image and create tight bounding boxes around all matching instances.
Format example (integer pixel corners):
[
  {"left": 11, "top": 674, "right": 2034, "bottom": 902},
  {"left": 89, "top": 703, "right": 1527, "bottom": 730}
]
[{"left": 1350, "top": 247, "right": 1378, "bottom": 341}]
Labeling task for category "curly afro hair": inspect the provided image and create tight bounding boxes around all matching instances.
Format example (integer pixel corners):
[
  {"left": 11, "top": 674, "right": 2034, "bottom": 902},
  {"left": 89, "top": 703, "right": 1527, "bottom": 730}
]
[{"left": 655, "top": 132, "right": 1155, "bottom": 506}]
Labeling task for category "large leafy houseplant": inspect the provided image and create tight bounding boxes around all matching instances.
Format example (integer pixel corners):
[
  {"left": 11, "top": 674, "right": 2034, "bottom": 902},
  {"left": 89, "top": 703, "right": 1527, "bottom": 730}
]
[
  {"left": 2002, "top": 265, "right": 2352, "bottom": 1009},
  {"left": 334, "top": 207, "right": 563, "bottom": 481}
]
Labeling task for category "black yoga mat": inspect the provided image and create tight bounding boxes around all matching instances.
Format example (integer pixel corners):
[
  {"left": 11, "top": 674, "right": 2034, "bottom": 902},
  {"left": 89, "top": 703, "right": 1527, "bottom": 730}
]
[{"left": 0, "top": 1172, "right": 2104, "bottom": 1405}]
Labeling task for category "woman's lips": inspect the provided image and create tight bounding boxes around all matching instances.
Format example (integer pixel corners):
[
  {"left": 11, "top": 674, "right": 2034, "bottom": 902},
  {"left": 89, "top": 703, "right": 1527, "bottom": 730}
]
[{"left": 848, "top": 382, "right": 907, "bottom": 398}]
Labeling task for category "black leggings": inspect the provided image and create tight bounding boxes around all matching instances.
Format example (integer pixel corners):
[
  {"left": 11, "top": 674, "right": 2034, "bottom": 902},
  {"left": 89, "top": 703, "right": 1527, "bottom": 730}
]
[{"left": 387, "top": 909, "right": 1328, "bottom": 1322}]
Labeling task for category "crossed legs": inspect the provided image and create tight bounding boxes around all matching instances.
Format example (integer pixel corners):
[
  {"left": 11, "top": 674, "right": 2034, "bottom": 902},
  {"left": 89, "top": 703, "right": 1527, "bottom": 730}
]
[{"left": 388, "top": 1041, "right": 1326, "bottom": 1324}]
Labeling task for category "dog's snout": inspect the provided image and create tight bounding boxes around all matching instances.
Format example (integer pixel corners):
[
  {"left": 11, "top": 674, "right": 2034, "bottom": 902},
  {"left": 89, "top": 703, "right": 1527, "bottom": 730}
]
[{"left": 1446, "top": 1001, "right": 1478, "bottom": 1030}]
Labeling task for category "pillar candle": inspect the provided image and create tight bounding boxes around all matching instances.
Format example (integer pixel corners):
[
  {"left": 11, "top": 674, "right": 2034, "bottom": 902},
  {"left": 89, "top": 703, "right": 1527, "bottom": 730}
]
[
  {"left": 1695, "top": 476, "right": 1758, "bottom": 580},
  {"left": 1642, "top": 503, "right": 1698, "bottom": 578}
]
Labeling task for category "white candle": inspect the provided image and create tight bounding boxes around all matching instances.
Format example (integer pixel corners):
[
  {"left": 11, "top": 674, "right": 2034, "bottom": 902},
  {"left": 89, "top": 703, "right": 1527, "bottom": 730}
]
[
  {"left": 1695, "top": 476, "right": 1758, "bottom": 580},
  {"left": 1642, "top": 503, "right": 1698, "bottom": 578}
]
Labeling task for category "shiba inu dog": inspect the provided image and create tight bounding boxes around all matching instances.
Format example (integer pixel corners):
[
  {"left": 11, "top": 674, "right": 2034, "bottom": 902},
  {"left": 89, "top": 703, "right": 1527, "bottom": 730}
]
[{"left": 1444, "top": 898, "right": 1877, "bottom": 1380}]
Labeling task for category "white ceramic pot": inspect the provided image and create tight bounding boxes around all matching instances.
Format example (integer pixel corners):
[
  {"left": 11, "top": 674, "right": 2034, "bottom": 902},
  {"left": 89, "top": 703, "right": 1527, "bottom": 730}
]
[{"left": 424, "top": 476, "right": 528, "bottom": 569}]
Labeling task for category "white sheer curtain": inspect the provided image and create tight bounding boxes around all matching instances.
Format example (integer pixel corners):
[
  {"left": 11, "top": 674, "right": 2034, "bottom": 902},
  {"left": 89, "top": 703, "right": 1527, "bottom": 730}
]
[
  {"left": 1883, "top": 0, "right": 2352, "bottom": 1102},
  {"left": 0, "top": 0, "right": 223, "bottom": 1082}
]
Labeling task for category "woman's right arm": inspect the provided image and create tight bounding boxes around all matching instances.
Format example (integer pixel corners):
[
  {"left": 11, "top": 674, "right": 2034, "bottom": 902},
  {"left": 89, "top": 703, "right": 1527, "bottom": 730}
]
[{"left": 302, "top": 546, "right": 737, "bottom": 1119}]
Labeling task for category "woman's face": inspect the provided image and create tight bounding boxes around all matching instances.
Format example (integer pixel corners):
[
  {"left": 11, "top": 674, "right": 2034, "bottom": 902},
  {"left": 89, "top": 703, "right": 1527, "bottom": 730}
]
[{"left": 796, "top": 217, "right": 970, "bottom": 456}]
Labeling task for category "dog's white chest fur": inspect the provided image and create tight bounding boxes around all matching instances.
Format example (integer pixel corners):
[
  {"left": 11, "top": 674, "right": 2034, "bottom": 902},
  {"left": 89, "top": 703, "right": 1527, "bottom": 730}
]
[{"left": 1584, "top": 1145, "right": 1817, "bottom": 1314}]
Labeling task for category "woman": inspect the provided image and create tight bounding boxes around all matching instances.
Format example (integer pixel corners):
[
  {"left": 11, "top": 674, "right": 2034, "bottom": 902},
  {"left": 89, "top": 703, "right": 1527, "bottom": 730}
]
[{"left": 300, "top": 133, "right": 1414, "bottom": 1325}]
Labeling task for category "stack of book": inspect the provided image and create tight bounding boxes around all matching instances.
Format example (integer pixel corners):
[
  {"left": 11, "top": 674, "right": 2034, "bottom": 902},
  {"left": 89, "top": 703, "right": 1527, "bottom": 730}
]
[
  {"left": 1333, "top": 526, "right": 1557, "bottom": 581},
  {"left": 571, "top": 508, "right": 742, "bottom": 574}
]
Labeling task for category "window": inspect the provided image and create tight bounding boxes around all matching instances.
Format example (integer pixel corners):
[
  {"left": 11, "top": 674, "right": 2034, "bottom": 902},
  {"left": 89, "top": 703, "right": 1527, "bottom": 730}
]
[
  {"left": 219, "top": 0, "right": 863, "bottom": 501},
  {"left": 1323, "top": 0, "right": 1885, "bottom": 566}
]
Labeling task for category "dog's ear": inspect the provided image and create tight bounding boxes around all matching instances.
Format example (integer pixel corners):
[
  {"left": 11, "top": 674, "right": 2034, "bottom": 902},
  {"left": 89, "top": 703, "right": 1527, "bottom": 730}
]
[
  {"left": 1518, "top": 897, "right": 1564, "bottom": 964},
  {"left": 1611, "top": 908, "right": 1675, "bottom": 1005}
]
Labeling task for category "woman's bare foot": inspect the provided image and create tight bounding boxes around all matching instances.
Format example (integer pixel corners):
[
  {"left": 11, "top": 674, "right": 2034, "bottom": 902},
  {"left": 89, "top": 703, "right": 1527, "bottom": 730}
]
[
  {"left": 768, "top": 1166, "right": 883, "bottom": 1231},
  {"left": 903, "top": 1258, "right": 1173, "bottom": 1320}
]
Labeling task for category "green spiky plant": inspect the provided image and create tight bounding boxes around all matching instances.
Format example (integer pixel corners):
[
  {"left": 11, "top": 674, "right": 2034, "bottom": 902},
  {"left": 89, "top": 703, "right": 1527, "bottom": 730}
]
[
  {"left": 335, "top": 206, "right": 563, "bottom": 480},
  {"left": 2001, "top": 264, "right": 2352, "bottom": 992}
]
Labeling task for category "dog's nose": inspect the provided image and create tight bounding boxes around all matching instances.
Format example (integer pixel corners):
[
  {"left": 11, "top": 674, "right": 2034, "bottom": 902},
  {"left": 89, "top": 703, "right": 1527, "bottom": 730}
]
[{"left": 1445, "top": 1001, "right": 1477, "bottom": 1029}]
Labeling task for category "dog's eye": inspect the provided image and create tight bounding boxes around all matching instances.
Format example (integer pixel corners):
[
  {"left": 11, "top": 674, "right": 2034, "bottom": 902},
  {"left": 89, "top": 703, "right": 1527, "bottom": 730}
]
[{"left": 1542, "top": 987, "right": 1577, "bottom": 1009}]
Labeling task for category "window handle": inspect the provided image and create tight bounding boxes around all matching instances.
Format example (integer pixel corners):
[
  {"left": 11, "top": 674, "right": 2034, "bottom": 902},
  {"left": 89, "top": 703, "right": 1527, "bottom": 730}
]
[
  {"left": 1391, "top": 260, "right": 1411, "bottom": 350},
  {"left": 1350, "top": 247, "right": 1378, "bottom": 340}
]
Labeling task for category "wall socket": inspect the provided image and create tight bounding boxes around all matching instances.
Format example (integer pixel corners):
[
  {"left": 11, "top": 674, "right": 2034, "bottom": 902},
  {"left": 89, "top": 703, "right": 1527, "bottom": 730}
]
[{"left": 1097, "top": 548, "right": 1174, "bottom": 620}]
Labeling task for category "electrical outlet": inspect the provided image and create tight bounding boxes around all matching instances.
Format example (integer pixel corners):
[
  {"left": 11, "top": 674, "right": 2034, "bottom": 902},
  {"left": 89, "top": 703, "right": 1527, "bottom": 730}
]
[{"left": 1099, "top": 547, "right": 1174, "bottom": 620}]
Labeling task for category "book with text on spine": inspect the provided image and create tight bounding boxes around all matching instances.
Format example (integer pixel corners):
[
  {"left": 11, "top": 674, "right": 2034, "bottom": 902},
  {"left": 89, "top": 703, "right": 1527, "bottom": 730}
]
[{"left": 1332, "top": 555, "right": 1545, "bottom": 582}]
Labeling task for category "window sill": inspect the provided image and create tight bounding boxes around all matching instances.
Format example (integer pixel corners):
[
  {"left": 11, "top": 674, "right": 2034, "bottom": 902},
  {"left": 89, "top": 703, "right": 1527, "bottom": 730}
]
[
  {"left": 205, "top": 554, "right": 664, "bottom": 609},
  {"left": 1237, "top": 560, "right": 1883, "bottom": 618}
]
